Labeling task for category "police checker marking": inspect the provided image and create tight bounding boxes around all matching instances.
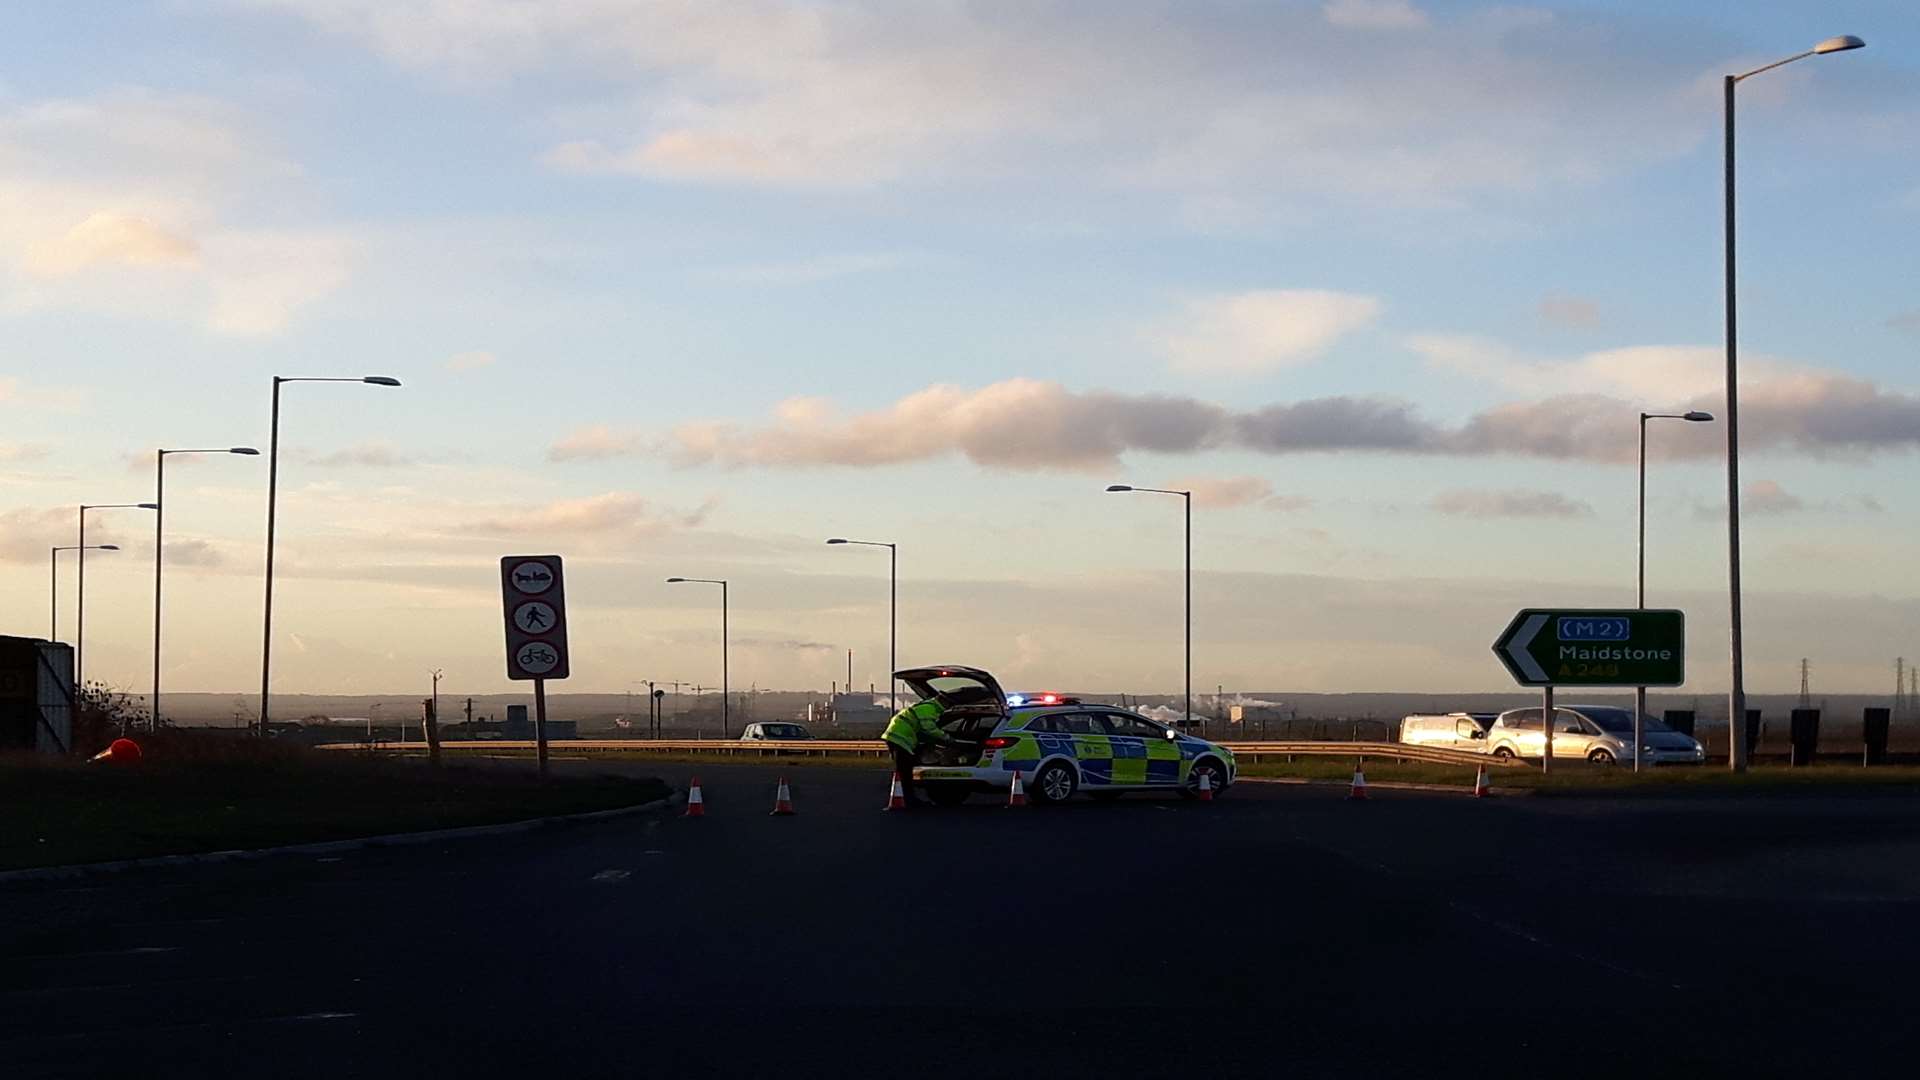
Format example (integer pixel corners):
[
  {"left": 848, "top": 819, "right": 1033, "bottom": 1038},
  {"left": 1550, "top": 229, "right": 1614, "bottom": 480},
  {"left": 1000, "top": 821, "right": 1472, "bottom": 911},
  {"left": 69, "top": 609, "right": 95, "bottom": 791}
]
[{"left": 1492, "top": 608, "right": 1685, "bottom": 687}]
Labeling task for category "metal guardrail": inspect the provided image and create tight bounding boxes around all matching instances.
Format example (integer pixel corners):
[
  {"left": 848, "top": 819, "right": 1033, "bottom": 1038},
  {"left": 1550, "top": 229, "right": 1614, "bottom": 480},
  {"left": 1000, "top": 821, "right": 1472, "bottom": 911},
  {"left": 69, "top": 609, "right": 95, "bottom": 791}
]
[{"left": 322, "top": 738, "right": 1526, "bottom": 769}]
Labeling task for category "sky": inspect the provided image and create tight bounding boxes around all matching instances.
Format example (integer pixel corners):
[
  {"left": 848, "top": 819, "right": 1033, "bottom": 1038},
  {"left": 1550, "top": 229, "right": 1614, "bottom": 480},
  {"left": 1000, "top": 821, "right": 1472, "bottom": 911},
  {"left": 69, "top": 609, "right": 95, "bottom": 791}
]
[{"left": 2, "top": 0, "right": 1916, "bottom": 702}]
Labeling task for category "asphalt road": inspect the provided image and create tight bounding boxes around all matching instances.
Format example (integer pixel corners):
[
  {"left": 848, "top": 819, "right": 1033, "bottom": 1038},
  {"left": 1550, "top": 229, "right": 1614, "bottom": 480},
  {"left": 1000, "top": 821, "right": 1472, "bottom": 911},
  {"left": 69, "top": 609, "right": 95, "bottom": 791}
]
[{"left": 5, "top": 763, "right": 1918, "bottom": 1077}]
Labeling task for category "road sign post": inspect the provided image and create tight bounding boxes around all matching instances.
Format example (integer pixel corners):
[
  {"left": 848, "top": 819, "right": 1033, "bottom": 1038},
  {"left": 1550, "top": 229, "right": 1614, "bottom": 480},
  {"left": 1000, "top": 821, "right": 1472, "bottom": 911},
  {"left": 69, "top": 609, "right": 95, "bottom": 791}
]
[
  {"left": 1493, "top": 609, "right": 1686, "bottom": 774},
  {"left": 501, "top": 555, "right": 570, "bottom": 778}
]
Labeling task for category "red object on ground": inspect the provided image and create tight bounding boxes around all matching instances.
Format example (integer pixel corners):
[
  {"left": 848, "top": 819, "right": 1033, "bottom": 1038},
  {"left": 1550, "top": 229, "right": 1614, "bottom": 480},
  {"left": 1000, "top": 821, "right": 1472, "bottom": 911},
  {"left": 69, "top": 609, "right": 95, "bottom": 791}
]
[
  {"left": 684, "top": 776, "right": 706, "bottom": 817},
  {"left": 770, "top": 776, "right": 796, "bottom": 816},
  {"left": 885, "top": 772, "right": 906, "bottom": 811},
  {"left": 91, "top": 738, "right": 142, "bottom": 763},
  {"left": 1006, "top": 769, "right": 1027, "bottom": 808}
]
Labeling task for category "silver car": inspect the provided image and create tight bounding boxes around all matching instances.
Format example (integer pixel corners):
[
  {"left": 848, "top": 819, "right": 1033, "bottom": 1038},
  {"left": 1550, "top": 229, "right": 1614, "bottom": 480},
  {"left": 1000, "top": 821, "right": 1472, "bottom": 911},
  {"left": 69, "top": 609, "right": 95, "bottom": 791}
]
[{"left": 1487, "top": 705, "right": 1705, "bottom": 765}]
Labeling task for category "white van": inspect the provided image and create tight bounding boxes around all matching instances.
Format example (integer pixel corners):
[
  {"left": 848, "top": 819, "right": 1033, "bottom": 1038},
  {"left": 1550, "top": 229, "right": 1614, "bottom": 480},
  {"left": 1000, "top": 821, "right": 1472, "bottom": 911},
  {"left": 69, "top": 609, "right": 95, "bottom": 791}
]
[{"left": 1397, "top": 712, "right": 1495, "bottom": 752}]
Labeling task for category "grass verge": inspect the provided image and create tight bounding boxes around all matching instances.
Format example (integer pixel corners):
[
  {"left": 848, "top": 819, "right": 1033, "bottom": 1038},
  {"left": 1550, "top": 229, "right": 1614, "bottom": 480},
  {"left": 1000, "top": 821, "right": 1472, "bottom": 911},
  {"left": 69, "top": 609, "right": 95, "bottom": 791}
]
[
  {"left": 2, "top": 739, "right": 669, "bottom": 871},
  {"left": 425, "top": 745, "right": 1920, "bottom": 796}
]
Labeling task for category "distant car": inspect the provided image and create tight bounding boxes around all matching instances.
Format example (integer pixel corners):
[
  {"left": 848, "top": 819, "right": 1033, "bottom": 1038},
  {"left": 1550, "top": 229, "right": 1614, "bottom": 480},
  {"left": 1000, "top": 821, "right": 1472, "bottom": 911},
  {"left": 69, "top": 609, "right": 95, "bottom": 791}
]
[
  {"left": 899, "top": 665, "right": 1235, "bottom": 805},
  {"left": 740, "top": 722, "right": 814, "bottom": 742},
  {"left": 1398, "top": 712, "right": 1495, "bottom": 751},
  {"left": 1487, "top": 705, "right": 1705, "bottom": 765}
]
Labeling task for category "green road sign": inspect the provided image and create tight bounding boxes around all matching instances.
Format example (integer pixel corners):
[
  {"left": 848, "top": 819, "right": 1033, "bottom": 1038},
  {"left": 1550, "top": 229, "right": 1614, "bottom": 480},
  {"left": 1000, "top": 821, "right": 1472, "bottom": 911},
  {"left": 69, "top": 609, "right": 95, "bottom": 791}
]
[{"left": 1493, "top": 609, "right": 1685, "bottom": 687}]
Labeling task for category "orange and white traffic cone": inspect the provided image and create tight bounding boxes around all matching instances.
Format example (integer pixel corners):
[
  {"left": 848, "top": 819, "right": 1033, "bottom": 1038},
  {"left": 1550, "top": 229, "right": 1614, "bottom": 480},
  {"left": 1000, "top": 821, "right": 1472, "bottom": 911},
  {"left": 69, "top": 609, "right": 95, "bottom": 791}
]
[
  {"left": 1348, "top": 763, "right": 1368, "bottom": 801},
  {"left": 770, "top": 776, "right": 796, "bottom": 816},
  {"left": 684, "top": 776, "right": 706, "bottom": 817},
  {"left": 1007, "top": 770, "right": 1027, "bottom": 807},
  {"left": 1472, "top": 764, "right": 1492, "bottom": 798},
  {"left": 885, "top": 771, "right": 907, "bottom": 811},
  {"left": 1197, "top": 770, "right": 1214, "bottom": 802}
]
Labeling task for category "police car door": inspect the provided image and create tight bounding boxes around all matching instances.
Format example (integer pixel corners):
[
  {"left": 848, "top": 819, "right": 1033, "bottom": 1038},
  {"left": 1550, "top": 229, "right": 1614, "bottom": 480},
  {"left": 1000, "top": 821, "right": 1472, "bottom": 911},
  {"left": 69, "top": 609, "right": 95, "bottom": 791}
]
[
  {"left": 1097, "top": 711, "right": 1159, "bottom": 788},
  {"left": 1061, "top": 712, "right": 1113, "bottom": 786}
]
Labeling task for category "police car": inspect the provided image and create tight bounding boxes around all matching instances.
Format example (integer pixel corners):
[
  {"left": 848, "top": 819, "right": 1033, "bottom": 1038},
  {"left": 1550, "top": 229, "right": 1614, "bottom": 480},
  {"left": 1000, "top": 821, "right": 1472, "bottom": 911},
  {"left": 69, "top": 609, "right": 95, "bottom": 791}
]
[{"left": 898, "top": 665, "right": 1235, "bottom": 806}]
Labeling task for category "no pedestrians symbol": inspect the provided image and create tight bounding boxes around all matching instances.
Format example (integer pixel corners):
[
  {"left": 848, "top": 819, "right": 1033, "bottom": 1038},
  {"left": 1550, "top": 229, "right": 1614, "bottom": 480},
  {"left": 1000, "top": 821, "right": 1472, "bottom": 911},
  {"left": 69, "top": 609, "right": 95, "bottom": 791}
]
[{"left": 501, "top": 555, "right": 570, "bottom": 681}]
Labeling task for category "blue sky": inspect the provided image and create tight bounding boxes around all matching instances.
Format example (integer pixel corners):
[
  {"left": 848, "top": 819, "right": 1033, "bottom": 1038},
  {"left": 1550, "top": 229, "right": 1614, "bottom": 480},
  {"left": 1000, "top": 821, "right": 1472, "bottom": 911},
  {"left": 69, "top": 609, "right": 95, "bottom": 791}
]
[{"left": 1, "top": 1, "right": 1915, "bottom": 700}]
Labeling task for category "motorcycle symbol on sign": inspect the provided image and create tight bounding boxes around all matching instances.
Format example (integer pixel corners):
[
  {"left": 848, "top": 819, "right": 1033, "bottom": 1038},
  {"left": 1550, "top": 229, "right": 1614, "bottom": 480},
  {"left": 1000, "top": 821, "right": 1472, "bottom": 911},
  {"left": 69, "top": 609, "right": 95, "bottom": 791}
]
[{"left": 509, "top": 561, "right": 555, "bottom": 595}]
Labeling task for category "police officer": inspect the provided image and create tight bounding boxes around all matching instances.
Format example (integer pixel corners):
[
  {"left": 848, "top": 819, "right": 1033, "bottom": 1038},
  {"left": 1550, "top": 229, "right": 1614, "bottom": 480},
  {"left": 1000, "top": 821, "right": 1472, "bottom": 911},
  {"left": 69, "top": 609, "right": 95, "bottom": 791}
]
[{"left": 882, "top": 697, "right": 951, "bottom": 808}]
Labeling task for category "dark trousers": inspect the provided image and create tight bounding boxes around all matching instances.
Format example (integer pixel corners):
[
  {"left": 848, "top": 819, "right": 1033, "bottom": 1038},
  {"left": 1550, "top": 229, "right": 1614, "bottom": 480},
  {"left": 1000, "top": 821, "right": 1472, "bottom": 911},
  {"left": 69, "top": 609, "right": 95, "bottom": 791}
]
[{"left": 889, "top": 744, "right": 920, "bottom": 804}]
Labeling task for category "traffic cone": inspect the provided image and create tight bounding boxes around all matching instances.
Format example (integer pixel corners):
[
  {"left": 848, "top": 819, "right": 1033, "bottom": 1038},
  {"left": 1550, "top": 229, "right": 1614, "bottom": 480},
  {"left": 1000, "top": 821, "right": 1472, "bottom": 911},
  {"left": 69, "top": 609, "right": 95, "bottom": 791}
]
[
  {"left": 684, "top": 776, "right": 706, "bottom": 817},
  {"left": 770, "top": 776, "right": 796, "bottom": 816},
  {"left": 1348, "top": 763, "right": 1368, "bottom": 801},
  {"left": 1007, "top": 770, "right": 1027, "bottom": 807},
  {"left": 885, "top": 772, "right": 907, "bottom": 811},
  {"left": 1197, "top": 770, "right": 1214, "bottom": 802},
  {"left": 1472, "top": 764, "right": 1492, "bottom": 798}
]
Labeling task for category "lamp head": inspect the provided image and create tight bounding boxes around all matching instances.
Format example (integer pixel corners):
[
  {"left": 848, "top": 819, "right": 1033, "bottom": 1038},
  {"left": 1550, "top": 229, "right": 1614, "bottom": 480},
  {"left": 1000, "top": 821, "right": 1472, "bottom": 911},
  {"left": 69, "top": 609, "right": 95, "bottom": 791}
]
[
  {"left": 826, "top": 538, "right": 848, "bottom": 545},
  {"left": 363, "top": 376, "right": 402, "bottom": 387},
  {"left": 666, "top": 577, "right": 687, "bottom": 583},
  {"left": 1105, "top": 484, "right": 1133, "bottom": 492},
  {"left": 99, "top": 544, "right": 121, "bottom": 551},
  {"left": 231, "top": 446, "right": 261, "bottom": 455},
  {"left": 1683, "top": 411, "right": 1715, "bottom": 422},
  {"left": 1813, "top": 35, "right": 1865, "bottom": 55},
  {"left": 137, "top": 503, "right": 159, "bottom": 510}
]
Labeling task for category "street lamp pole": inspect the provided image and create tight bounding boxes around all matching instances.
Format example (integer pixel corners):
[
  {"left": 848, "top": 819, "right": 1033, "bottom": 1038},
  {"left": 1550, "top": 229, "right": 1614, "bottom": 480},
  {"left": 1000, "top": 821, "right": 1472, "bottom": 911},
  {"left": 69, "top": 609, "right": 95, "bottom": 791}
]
[
  {"left": 1722, "top": 34, "right": 1863, "bottom": 772},
  {"left": 1636, "top": 411, "right": 1713, "bottom": 772},
  {"left": 667, "top": 577, "right": 730, "bottom": 738},
  {"left": 153, "top": 447, "right": 258, "bottom": 731},
  {"left": 826, "top": 538, "right": 898, "bottom": 712},
  {"left": 1106, "top": 485, "right": 1193, "bottom": 732},
  {"left": 259, "top": 376, "right": 402, "bottom": 736},
  {"left": 51, "top": 545, "right": 119, "bottom": 641},
  {"left": 76, "top": 502, "right": 157, "bottom": 691}
]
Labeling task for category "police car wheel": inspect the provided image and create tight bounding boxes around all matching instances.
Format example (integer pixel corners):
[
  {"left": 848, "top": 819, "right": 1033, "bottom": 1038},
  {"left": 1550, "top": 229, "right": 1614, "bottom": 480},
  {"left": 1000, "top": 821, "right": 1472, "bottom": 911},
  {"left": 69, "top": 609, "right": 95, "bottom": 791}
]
[
  {"left": 1178, "top": 758, "right": 1228, "bottom": 801},
  {"left": 1031, "top": 762, "right": 1078, "bottom": 804}
]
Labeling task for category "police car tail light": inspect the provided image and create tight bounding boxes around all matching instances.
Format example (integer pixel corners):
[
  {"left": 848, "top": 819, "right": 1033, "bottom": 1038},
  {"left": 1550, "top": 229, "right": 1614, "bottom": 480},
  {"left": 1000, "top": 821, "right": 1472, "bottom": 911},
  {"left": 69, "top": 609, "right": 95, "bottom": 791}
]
[{"left": 981, "top": 736, "right": 1018, "bottom": 750}]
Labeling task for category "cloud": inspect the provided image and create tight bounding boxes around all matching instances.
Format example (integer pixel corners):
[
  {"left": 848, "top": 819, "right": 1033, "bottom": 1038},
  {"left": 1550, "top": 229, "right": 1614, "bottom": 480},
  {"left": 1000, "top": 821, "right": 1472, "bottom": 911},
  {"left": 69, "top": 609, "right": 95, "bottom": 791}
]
[
  {"left": 549, "top": 424, "right": 649, "bottom": 462},
  {"left": 1322, "top": 0, "right": 1429, "bottom": 31},
  {"left": 0, "top": 506, "right": 90, "bottom": 562},
  {"left": 23, "top": 211, "right": 199, "bottom": 278},
  {"left": 698, "top": 252, "right": 905, "bottom": 284},
  {"left": 1742, "top": 480, "right": 1805, "bottom": 516},
  {"left": 1175, "top": 475, "right": 1272, "bottom": 510},
  {"left": 445, "top": 350, "right": 497, "bottom": 372},
  {"left": 457, "top": 492, "right": 714, "bottom": 536},
  {"left": 1889, "top": 311, "right": 1920, "bottom": 337},
  {"left": 0, "top": 442, "right": 51, "bottom": 463},
  {"left": 163, "top": 539, "right": 225, "bottom": 568},
  {"left": 238, "top": 1, "right": 1730, "bottom": 206},
  {"left": 0, "top": 90, "right": 347, "bottom": 336},
  {"left": 301, "top": 441, "right": 413, "bottom": 469},
  {"left": 1431, "top": 489, "right": 1593, "bottom": 518},
  {"left": 1538, "top": 293, "right": 1601, "bottom": 329},
  {"left": 551, "top": 346, "right": 1920, "bottom": 473},
  {"left": 1161, "top": 290, "right": 1381, "bottom": 375}
]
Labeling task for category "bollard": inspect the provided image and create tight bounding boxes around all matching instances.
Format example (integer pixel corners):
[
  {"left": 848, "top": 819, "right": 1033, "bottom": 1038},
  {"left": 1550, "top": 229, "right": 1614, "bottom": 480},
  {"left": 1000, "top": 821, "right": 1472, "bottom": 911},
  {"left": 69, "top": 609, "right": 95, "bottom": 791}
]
[
  {"left": 1745, "top": 710, "right": 1764, "bottom": 762},
  {"left": 1862, "top": 708, "right": 1890, "bottom": 767}
]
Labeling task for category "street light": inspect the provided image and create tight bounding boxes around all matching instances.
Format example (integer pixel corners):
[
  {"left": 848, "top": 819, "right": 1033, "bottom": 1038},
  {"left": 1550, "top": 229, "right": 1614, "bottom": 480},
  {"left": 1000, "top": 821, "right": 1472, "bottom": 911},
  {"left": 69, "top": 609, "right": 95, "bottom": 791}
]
[
  {"left": 77, "top": 502, "right": 157, "bottom": 689},
  {"left": 827, "top": 537, "right": 898, "bottom": 711},
  {"left": 50, "top": 544, "right": 118, "bottom": 641},
  {"left": 1723, "top": 34, "right": 1864, "bottom": 771},
  {"left": 152, "top": 447, "right": 259, "bottom": 731},
  {"left": 667, "top": 577, "right": 729, "bottom": 737},
  {"left": 260, "top": 375, "right": 402, "bottom": 736},
  {"left": 1634, "top": 411, "right": 1714, "bottom": 772},
  {"left": 1105, "top": 484, "right": 1193, "bottom": 733}
]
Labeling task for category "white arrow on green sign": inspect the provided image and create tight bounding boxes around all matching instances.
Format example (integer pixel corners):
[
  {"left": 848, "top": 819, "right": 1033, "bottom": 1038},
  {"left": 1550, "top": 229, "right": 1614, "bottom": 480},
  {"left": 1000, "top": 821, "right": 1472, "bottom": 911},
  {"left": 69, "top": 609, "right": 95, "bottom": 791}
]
[{"left": 1492, "top": 608, "right": 1685, "bottom": 687}]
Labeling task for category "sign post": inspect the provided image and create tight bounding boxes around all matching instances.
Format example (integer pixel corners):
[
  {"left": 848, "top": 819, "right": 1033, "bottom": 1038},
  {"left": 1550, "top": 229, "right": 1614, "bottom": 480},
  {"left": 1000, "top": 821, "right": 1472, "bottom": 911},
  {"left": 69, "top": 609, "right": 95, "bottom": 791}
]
[
  {"left": 501, "top": 555, "right": 570, "bottom": 778},
  {"left": 1493, "top": 609, "right": 1685, "bottom": 775}
]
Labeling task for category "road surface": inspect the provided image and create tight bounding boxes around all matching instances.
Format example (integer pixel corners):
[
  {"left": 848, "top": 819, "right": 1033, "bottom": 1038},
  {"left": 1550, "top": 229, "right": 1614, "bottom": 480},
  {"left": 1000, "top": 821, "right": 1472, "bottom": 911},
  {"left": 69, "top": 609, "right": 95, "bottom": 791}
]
[{"left": 5, "top": 762, "right": 1917, "bottom": 1077}]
